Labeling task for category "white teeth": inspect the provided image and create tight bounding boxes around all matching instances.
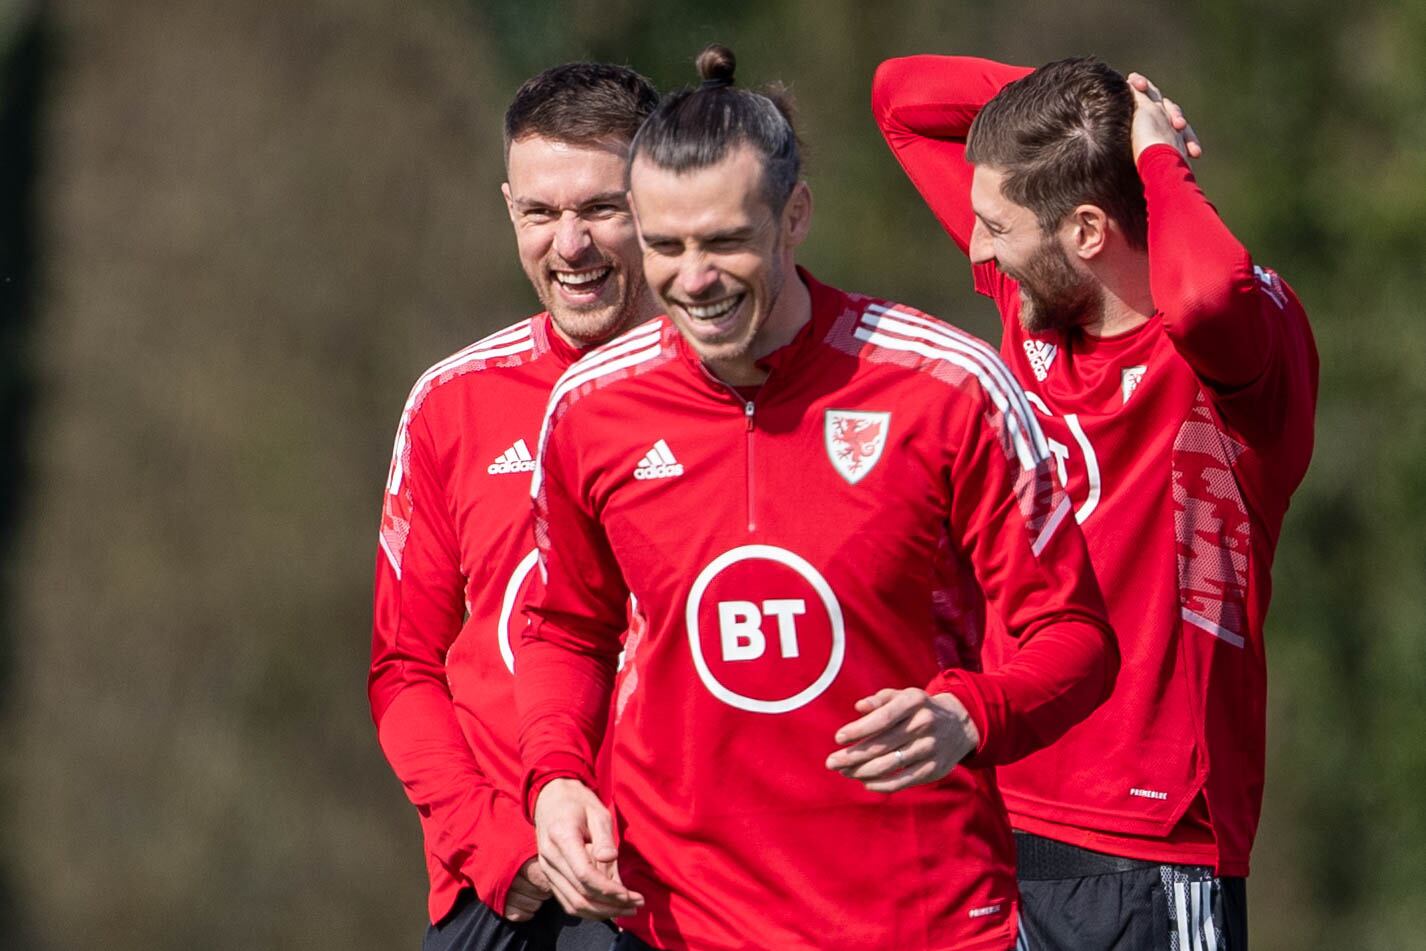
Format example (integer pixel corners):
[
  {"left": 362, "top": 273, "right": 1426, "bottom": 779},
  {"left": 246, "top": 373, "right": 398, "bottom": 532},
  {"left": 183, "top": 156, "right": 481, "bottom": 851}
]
[
  {"left": 555, "top": 267, "right": 611, "bottom": 287},
  {"left": 686, "top": 296, "right": 740, "bottom": 320}
]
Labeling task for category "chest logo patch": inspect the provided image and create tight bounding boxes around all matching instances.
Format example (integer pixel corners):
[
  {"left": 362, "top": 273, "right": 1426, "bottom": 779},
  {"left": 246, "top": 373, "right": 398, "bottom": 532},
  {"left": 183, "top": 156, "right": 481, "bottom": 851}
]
[
  {"left": 1121, "top": 365, "right": 1147, "bottom": 405},
  {"left": 1023, "top": 339, "right": 1058, "bottom": 382},
  {"left": 825, "top": 410, "right": 890, "bottom": 485},
  {"left": 686, "top": 545, "right": 846, "bottom": 714}
]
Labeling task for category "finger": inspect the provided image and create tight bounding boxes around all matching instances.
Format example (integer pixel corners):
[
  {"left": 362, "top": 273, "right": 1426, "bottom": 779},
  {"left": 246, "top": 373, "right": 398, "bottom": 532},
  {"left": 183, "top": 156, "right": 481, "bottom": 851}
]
[
  {"left": 508, "top": 876, "right": 551, "bottom": 902},
  {"left": 836, "top": 732, "right": 938, "bottom": 779},
  {"left": 1181, "top": 125, "right": 1204, "bottom": 158},
  {"left": 586, "top": 804, "right": 620, "bottom": 866},
  {"left": 827, "top": 724, "right": 916, "bottom": 771},
  {"left": 503, "top": 890, "right": 544, "bottom": 921},
  {"left": 833, "top": 689, "right": 921, "bottom": 745},
  {"left": 852, "top": 687, "right": 901, "bottom": 715},
  {"left": 547, "top": 826, "right": 627, "bottom": 902},
  {"left": 862, "top": 756, "right": 948, "bottom": 794},
  {"left": 1126, "top": 71, "right": 1149, "bottom": 92},
  {"left": 524, "top": 860, "right": 554, "bottom": 893},
  {"left": 542, "top": 859, "right": 637, "bottom": 919}
]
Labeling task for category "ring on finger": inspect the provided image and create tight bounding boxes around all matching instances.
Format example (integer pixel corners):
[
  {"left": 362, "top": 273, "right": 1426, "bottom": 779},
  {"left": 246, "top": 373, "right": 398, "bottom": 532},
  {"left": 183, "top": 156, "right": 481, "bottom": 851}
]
[{"left": 895, "top": 747, "right": 906, "bottom": 767}]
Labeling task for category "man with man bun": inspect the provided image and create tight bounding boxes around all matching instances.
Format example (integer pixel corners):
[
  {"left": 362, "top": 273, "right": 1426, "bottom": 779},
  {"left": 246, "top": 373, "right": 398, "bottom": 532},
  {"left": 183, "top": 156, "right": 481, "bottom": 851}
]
[
  {"left": 518, "top": 45, "right": 1118, "bottom": 951},
  {"left": 369, "top": 62, "right": 658, "bottom": 951},
  {"left": 873, "top": 55, "right": 1318, "bottom": 950}
]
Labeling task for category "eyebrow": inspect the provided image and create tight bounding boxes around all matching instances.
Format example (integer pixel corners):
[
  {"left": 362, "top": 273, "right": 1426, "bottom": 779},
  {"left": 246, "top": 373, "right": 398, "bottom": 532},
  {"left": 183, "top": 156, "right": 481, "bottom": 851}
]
[
  {"left": 512, "top": 191, "right": 628, "bottom": 211},
  {"left": 640, "top": 226, "right": 757, "bottom": 246}
]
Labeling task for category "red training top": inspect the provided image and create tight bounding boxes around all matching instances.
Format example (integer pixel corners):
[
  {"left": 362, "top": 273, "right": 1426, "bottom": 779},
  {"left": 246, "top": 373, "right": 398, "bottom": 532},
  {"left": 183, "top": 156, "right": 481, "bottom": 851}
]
[
  {"left": 873, "top": 55, "right": 1319, "bottom": 875},
  {"left": 519, "top": 271, "right": 1118, "bottom": 951},
  {"left": 369, "top": 315, "right": 588, "bottom": 923}
]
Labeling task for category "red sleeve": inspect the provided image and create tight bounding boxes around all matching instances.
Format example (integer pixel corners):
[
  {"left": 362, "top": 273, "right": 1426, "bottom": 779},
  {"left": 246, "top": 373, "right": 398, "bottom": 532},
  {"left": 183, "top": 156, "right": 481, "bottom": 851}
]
[
  {"left": 931, "top": 366, "right": 1118, "bottom": 766},
  {"left": 1140, "top": 145, "right": 1315, "bottom": 444},
  {"left": 516, "top": 405, "right": 626, "bottom": 817},
  {"left": 368, "top": 409, "right": 535, "bottom": 916},
  {"left": 871, "top": 55, "right": 1031, "bottom": 257}
]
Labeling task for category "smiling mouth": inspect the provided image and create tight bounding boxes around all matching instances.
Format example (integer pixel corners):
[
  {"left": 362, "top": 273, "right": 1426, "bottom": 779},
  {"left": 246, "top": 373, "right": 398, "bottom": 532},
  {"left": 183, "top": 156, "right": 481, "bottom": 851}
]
[
  {"left": 552, "top": 266, "right": 612, "bottom": 293},
  {"left": 678, "top": 294, "right": 745, "bottom": 321}
]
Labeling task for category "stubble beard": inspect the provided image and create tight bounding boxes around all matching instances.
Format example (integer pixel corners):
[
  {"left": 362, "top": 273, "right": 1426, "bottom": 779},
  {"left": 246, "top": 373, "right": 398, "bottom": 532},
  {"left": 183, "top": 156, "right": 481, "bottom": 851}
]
[
  {"left": 543, "top": 261, "right": 650, "bottom": 349},
  {"left": 1016, "top": 235, "right": 1102, "bottom": 336}
]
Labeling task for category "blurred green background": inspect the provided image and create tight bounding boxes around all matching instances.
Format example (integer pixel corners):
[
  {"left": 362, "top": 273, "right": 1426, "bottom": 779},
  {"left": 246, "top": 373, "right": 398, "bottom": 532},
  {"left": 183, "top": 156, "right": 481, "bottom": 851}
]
[{"left": 0, "top": 0, "right": 1421, "bottom": 948}]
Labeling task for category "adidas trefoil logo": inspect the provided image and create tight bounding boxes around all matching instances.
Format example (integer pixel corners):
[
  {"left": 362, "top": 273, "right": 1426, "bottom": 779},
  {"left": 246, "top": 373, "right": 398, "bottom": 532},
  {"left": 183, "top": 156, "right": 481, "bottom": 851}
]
[
  {"left": 1023, "top": 339, "right": 1058, "bottom": 382},
  {"left": 634, "top": 439, "right": 684, "bottom": 481},
  {"left": 487, "top": 438, "right": 536, "bottom": 475}
]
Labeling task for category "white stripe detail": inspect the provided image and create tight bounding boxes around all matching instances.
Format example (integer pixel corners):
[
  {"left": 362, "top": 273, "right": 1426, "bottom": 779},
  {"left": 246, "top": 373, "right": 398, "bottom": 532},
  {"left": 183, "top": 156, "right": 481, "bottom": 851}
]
[
  {"left": 1201, "top": 882, "right": 1219, "bottom": 950},
  {"left": 1189, "top": 880, "right": 1203, "bottom": 951},
  {"left": 1176, "top": 883, "right": 1191, "bottom": 951},
  {"left": 387, "top": 324, "right": 535, "bottom": 496},
  {"left": 639, "top": 450, "right": 658, "bottom": 468},
  {"left": 378, "top": 531, "right": 403, "bottom": 581},
  {"left": 863, "top": 304, "right": 1048, "bottom": 459},
  {"left": 856, "top": 325, "right": 1039, "bottom": 469},
  {"left": 653, "top": 439, "right": 676, "bottom": 465},
  {"left": 514, "top": 439, "right": 533, "bottom": 462},
  {"left": 1030, "top": 495, "right": 1073, "bottom": 558},
  {"left": 532, "top": 326, "right": 665, "bottom": 497},
  {"left": 1182, "top": 607, "right": 1247, "bottom": 648}
]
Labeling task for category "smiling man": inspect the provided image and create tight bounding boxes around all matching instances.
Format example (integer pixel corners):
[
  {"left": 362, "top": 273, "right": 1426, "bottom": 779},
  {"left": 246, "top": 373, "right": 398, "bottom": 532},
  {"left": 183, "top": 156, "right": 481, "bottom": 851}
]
[
  {"left": 368, "top": 62, "right": 658, "bottom": 951},
  {"left": 873, "top": 55, "right": 1319, "bottom": 950},
  {"left": 516, "top": 46, "right": 1118, "bottom": 951}
]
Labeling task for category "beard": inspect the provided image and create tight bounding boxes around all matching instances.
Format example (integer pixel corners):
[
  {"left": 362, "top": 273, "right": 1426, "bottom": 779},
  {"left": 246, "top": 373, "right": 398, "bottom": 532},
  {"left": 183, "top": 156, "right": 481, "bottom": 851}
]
[
  {"left": 534, "top": 254, "right": 652, "bottom": 349},
  {"left": 1012, "top": 235, "right": 1102, "bottom": 335}
]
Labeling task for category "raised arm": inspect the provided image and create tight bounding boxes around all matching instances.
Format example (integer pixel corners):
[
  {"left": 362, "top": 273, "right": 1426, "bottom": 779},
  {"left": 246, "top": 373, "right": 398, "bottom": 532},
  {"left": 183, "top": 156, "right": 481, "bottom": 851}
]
[
  {"left": 871, "top": 55, "right": 1031, "bottom": 254},
  {"left": 1131, "top": 78, "right": 1314, "bottom": 439},
  {"left": 368, "top": 409, "right": 538, "bottom": 920}
]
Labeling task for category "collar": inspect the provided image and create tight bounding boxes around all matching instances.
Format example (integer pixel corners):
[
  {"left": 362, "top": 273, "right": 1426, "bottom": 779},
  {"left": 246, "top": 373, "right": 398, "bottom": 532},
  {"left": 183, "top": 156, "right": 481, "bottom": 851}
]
[{"left": 534, "top": 311, "right": 603, "bottom": 370}]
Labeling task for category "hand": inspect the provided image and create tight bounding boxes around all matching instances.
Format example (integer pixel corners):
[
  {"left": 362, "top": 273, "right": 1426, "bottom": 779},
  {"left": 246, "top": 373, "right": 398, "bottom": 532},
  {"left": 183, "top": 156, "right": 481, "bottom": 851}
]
[
  {"left": 533, "top": 778, "right": 644, "bottom": 919},
  {"left": 1126, "top": 72, "right": 1203, "bottom": 162},
  {"left": 824, "top": 687, "right": 980, "bottom": 793},
  {"left": 503, "top": 857, "right": 553, "bottom": 922}
]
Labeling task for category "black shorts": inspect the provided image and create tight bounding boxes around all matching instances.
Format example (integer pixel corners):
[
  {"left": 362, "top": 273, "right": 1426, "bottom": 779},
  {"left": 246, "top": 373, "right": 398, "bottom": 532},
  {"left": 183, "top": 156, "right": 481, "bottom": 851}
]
[
  {"left": 1014, "top": 833, "right": 1247, "bottom": 951},
  {"left": 424, "top": 891, "right": 617, "bottom": 951}
]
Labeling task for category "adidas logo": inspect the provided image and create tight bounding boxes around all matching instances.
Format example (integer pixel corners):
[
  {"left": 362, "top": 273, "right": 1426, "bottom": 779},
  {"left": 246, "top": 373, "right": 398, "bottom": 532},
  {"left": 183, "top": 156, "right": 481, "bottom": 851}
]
[
  {"left": 487, "top": 438, "right": 536, "bottom": 475},
  {"left": 633, "top": 439, "right": 684, "bottom": 481},
  {"left": 1023, "top": 339, "right": 1058, "bottom": 382}
]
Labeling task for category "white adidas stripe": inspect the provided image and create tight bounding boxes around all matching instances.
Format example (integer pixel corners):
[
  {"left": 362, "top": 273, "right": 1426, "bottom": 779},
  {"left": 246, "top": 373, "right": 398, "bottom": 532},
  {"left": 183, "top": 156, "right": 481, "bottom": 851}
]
[
  {"left": 386, "top": 322, "right": 535, "bottom": 497},
  {"left": 1182, "top": 607, "right": 1246, "bottom": 649},
  {"left": 862, "top": 304, "right": 1047, "bottom": 460},
  {"left": 532, "top": 324, "right": 665, "bottom": 498},
  {"left": 513, "top": 439, "right": 533, "bottom": 462},
  {"left": 652, "top": 439, "right": 676, "bottom": 465},
  {"left": 855, "top": 324, "right": 1040, "bottom": 470}
]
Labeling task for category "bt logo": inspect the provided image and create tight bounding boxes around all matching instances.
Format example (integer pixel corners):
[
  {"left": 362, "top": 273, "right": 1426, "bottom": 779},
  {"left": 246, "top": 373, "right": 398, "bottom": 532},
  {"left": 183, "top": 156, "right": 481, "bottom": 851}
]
[{"left": 686, "top": 545, "right": 845, "bottom": 714}]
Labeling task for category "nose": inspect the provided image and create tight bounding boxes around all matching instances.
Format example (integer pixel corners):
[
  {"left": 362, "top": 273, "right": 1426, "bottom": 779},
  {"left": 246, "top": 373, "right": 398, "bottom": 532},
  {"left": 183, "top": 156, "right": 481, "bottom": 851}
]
[
  {"left": 553, "top": 212, "right": 592, "bottom": 263},
  {"left": 677, "top": 253, "right": 720, "bottom": 299},
  {"left": 968, "top": 218, "right": 994, "bottom": 266}
]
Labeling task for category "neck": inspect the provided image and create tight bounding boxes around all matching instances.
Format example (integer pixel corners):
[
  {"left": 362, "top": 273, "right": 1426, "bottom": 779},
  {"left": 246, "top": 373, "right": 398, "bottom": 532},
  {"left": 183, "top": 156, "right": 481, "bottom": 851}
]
[
  {"left": 707, "top": 265, "right": 811, "bottom": 386},
  {"left": 1082, "top": 247, "right": 1154, "bottom": 337}
]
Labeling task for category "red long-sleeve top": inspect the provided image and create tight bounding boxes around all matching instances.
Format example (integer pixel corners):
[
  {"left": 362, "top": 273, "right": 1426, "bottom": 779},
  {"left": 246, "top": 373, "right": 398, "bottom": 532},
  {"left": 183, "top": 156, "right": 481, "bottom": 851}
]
[
  {"left": 872, "top": 55, "right": 1319, "bottom": 874},
  {"left": 368, "top": 315, "right": 587, "bottom": 923},
  {"left": 518, "top": 272, "right": 1117, "bottom": 950}
]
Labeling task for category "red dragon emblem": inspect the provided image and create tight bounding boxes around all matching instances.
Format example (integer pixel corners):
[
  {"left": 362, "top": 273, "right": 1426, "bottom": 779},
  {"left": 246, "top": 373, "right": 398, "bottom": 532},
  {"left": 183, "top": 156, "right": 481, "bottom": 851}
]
[{"left": 825, "top": 410, "right": 890, "bottom": 484}]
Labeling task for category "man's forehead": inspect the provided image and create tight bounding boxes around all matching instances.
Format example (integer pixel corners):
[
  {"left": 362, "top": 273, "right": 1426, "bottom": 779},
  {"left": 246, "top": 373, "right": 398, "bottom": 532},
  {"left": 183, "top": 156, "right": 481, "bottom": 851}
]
[{"left": 506, "top": 134, "right": 631, "bottom": 197}]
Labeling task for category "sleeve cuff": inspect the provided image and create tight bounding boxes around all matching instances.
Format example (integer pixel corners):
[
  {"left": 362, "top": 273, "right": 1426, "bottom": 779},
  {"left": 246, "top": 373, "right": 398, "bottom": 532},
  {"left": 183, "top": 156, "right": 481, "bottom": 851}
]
[
  {"left": 522, "top": 752, "right": 597, "bottom": 821},
  {"left": 930, "top": 670, "right": 995, "bottom": 768}
]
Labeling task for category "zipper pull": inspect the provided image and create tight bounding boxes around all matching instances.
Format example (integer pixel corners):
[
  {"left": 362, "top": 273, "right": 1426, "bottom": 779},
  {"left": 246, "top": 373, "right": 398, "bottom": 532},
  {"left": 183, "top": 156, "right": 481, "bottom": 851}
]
[{"left": 745, "top": 401, "right": 755, "bottom": 431}]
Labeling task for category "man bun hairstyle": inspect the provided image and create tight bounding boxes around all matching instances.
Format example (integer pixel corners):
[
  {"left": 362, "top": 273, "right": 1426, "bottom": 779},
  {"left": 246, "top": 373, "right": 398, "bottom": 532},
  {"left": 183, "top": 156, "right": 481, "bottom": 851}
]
[
  {"left": 966, "top": 57, "right": 1148, "bottom": 250},
  {"left": 503, "top": 62, "right": 659, "bottom": 161},
  {"left": 630, "top": 44, "right": 802, "bottom": 211}
]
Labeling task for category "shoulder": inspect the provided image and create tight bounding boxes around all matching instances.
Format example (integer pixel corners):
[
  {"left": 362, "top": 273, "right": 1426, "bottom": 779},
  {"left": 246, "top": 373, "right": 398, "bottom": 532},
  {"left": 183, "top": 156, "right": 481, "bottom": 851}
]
[
  {"left": 398, "top": 316, "right": 546, "bottom": 425},
  {"left": 832, "top": 293, "right": 1021, "bottom": 400},
  {"left": 828, "top": 292, "right": 1047, "bottom": 466},
  {"left": 544, "top": 317, "right": 675, "bottom": 419}
]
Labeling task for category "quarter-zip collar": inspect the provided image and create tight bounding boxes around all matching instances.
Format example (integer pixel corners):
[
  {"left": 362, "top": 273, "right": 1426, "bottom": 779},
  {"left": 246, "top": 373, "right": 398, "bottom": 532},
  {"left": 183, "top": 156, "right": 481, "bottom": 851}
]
[{"left": 532, "top": 311, "right": 597, "bottom": 370}]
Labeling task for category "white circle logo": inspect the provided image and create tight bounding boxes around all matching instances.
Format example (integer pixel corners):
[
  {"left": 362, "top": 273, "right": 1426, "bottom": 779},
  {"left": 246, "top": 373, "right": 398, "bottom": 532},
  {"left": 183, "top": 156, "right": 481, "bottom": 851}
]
[{"left": 685, "top": 544, "right": 845, "bottom": 714}]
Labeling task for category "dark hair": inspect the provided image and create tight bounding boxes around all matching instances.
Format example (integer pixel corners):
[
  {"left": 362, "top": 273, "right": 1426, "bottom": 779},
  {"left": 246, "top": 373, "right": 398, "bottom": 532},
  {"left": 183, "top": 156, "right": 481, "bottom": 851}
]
[
  {"left": 503, "top": 62, "right": 659, "bottom": 159},
  {"left": 966, "top": 58, "right": 1147, "bottom": 250},
  {"left": 629, "top": 44, "right": 802, "bottom": 211}
]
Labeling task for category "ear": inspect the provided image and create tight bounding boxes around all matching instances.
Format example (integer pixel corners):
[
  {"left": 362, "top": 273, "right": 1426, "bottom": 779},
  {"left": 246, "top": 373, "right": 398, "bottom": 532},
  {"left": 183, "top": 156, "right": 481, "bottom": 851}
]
[
  {"left": 501, "top": 182, "right": 516, "bottom": 224},
  {"left": 781, "top": 181, "right": 814, "bottom": 249},
  {"left": 1065, "top": 204, "right": 1109, "bottom": 261}
]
